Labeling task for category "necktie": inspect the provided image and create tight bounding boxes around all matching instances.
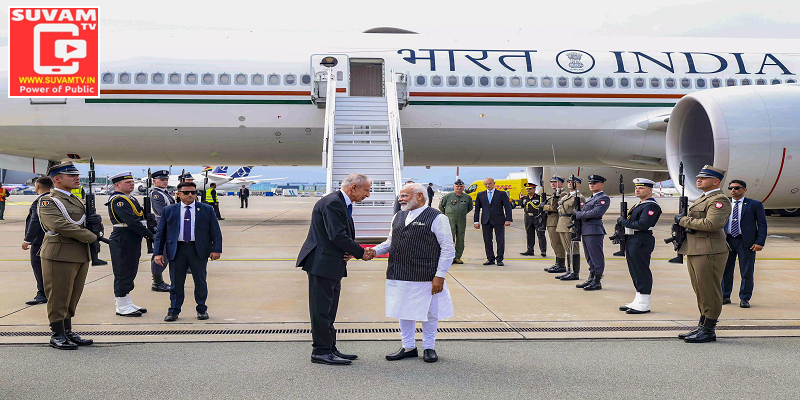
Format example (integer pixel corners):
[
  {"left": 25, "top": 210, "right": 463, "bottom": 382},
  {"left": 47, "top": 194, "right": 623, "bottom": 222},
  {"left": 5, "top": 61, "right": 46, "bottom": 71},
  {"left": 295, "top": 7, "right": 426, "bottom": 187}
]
[
  {"left": 488, "top": 191, "right": 493, "bottom": 204},
  {"left": 731, "top": 200, "right": 740, "bottom": 237},
  {"left": 183, "top": 205, "right": 192, "bottom": 242},
  {"left": 347, "top": 204, "right": 353, "bottom": 216}
]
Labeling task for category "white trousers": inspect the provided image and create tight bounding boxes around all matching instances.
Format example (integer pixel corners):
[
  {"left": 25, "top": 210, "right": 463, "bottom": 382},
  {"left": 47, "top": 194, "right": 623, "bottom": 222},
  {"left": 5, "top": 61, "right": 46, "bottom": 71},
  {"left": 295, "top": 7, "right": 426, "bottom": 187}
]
[{"left": 399, "top": 291, "right": 440, "bottom": 349}]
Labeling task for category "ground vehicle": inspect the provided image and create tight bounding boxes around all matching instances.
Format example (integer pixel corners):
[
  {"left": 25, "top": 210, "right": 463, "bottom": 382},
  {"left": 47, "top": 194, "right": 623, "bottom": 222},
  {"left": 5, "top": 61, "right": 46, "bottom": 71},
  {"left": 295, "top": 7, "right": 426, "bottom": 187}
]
[{"left": 465, "top": 179, "right": 528, "bottom": 208}]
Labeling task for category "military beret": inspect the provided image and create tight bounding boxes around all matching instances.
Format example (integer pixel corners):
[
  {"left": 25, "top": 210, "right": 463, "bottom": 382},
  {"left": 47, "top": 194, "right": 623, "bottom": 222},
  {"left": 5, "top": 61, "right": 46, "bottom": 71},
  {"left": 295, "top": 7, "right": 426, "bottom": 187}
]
[
  {"left": 48, "top": 162, "right": 80, "bottom": 177},
  {"left": 151, "top": 170, "right": 170, "bottom": 179},
  {"left": 696, "top": 165, "right": 725, "bottom": 180},
  {"left": 550, "top": 176, "right": 564, "bottom": 183},
  {"left": 587, "top": 175, "right": 606, "bottom": 183},
  {"left": 111, "top": 171, "right": 134, "bottom": 184},
  {"left": 454, "top": 179, "right": 465, "bottom": 185}
]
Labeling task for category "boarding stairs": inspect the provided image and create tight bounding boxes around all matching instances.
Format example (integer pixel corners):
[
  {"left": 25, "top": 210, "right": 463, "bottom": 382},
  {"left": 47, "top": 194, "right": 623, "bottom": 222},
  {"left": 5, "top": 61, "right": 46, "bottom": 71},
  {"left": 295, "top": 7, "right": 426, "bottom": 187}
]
[{"left": 317, "top": 70, "right": 407, "bottom": 239}]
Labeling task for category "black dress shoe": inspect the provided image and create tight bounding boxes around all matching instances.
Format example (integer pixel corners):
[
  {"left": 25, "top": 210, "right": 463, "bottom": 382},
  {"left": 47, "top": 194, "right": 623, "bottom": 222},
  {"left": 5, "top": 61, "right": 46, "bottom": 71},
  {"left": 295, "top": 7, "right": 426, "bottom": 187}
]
[
  {"left": 91, "top": 259, "right": 108, "bottom": 266},
  {"left": 483, "top": 260, "right": 495, "bottom": 266},
  {"left": 134, "top": 307, "right": 147, "bottom": 314},
  {"left": 619, "top": 305, "right": 631, "bottom": 312},
  {"left": 546, "top": 265, "right": 566, "bottom": 273},
  {"left": 116, "top": 310, "right": 142, "bottom": 317},
  {"left": 50, "top": 333, "right": 78, "bottom": 350},
  {"left": 740, "top": 300, "right": 751, "bottom": 308},
  {"left": 164, "top": 313, "right": 178, "bottom": 322},
  {"left": 386, "top": 347, "right": 418, "bottom": 361},
  {"left": 722, "top": 298, "right": 731, "bottom": 305},
  {"left": 423, "top": 349, "right": 438, "bottom": 363},
  {"left": 520, "top": 251, "right": 534, "bottom": 256},
  {"left": 626, "top": 309, "right": 651, "bottom": 314},
  {"left": 197, "top": 312, "right": 209, "bottom": 320},
  {"left": 559, "top": 273, "right": 579, "bottom": 281},
  {"left": 678, "top": 317, "right": 705, "bottom": 339},
  {"left": 575, "top": 274, "right": 594, "bottom": 288},
  {"left": 333, "top": 349, "right": 358, "bottom": 360},
  {"left": 583, "top": 276, "right": 603, "bottom": 291},
  {"left": 540, "top": 252, "right": 547, "bottom": 257},
  {"left": 25, "top": 295, "right": 48, "bottom": 305},
  {"left": 151, "top": 281, "right": 171, "bottom": 292},
  {"left": 218, "top": 218, "right": 225, "bottom": 221},
  {"left": 65, "top": 331, "right": 93, "bottom": 346},
  {"left": 496, "top": 261, "right": 505, "bottom": 266},
  {"left": 311, "top": 354, "right": 352, "bottom": 365}
]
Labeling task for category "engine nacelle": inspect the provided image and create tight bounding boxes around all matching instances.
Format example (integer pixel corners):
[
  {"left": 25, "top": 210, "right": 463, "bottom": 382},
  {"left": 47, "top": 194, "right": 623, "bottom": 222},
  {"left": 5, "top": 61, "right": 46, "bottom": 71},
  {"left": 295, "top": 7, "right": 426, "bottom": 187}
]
[{"left": 666, "top": 84, "right": 800, "bottom": 207}]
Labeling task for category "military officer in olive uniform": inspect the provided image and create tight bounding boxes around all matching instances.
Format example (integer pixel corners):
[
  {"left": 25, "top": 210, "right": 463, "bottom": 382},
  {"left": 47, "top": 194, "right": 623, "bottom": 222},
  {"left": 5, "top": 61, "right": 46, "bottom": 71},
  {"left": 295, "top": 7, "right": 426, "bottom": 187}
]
[
  {"left": 543, "top": 176, "right": 567, "bottom": 273},
  {"left": 574, "top": 175, "right": 610, "bottom": 291},
  {"left": 439, "top": 179, "right": 473, "bottom": 264},
  {"left": 37, "top": 162, "right": 100, "bottom": 350},
  {"left": 555, "top": 176, "right": 585, "bottom": 281},
  {"left": 149, "top": 169, "right": 174, "bottom": 292},
  {"left": 107, "top": 172, "right": 156, "bottom": 317},
  {"left": 675, "top": 165, "right": 732, "bottom": 343},
  {"left": 519, "top": 183, "right": 547, "bottom": 257},
  {"left": 617, "top": 178, "right": 662, "bottom": 314}
]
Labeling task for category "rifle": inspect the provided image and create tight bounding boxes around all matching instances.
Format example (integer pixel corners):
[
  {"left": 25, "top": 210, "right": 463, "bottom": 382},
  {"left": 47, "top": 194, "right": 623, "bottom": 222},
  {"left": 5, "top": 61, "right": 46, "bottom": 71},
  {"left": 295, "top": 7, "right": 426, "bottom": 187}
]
[
  {"left": 664, "top": 162, "right": 689, "bottom": 264},
  {"left": 85, "top": 158, "right": 110, "bottom": 245},
  {"left": 609, "top": 174, "right": 626, "bottom": 256},
  {"left": 176, "top": 169, "right": 185, "bottom": 203},
  {"left": 567, "top": 174, "right": 582, "bottom": 242},
  {"left": 537, "top": 172, "right": 547, "bottom": 227},
  {"left": 142, "top": 168, "right": 155, "bottom": 254}
]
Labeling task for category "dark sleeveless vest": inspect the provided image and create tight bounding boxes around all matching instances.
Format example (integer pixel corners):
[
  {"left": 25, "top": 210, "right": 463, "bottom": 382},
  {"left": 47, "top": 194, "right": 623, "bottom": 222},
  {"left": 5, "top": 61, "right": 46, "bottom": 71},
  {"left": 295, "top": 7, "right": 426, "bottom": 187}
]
[{"left": 387, "top": 207, "right": 442, "bottom": 282}]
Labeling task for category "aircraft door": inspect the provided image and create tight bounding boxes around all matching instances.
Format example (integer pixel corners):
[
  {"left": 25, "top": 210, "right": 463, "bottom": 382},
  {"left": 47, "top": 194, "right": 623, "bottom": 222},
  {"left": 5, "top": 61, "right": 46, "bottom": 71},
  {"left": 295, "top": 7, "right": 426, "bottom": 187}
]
[
  {"left": 349, "top": 58, "right": 384, "bottom": 97},
  {"left": 310, "top": 54, "right": 349, "bottom": 96}
]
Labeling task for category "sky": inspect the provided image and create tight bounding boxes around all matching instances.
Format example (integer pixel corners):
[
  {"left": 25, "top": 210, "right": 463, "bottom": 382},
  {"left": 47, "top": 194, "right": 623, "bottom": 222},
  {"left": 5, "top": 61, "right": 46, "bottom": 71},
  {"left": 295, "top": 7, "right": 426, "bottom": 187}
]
[{"left": 2, "top": 0, "right": 799, "bottom": 185}]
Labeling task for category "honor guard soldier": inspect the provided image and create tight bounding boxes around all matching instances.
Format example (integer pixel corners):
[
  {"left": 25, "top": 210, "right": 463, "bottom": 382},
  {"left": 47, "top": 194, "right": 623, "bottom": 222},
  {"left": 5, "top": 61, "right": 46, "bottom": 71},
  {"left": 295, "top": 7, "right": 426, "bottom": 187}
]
[
  {"left": 542, "top": 177, "right": 567, "bottom": 273},
  {"left": 149, "top": 170, "right": 175, "bottom": 292},
  {"left": 574, "top": 175, "right": 610, "bottom": 291},
  {"left": 438, "top": 179, "right": 473, "bottom": 264},
  {"left": 675, "top": 165, "right": 732, "bottom": 343},
  {"left": 555, "top": 176, "right": 585, "bottom": 281},
  {"left": 107, "top": 172, "right": 156, "bottom": 317},
  {"left": 37, "top": 162, "right": 99, "bottom": 349},
  {"left": 519, "top": 183, "right": 547, "bottom": 257},
  {"left": 69, "top": 184, "right": 108, "bottom": 266},
  {"left": 617, "top": 178, "right": 662, "bottom": 313}
]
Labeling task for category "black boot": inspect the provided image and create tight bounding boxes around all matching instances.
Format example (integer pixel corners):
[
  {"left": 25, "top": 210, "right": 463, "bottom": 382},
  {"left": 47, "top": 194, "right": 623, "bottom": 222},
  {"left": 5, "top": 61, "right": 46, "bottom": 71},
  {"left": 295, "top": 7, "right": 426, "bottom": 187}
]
[
  {"left": 151, "top": 274, "right": 171, "bottom": 292},
  {"left": 560, "top": 255, "right": 581, "bottom": 281},
  {"left": 583, "top": 274, "right": 602, "bottom": 291},
  {"left": 91, "top": 256, "right": 108, "bottom": 266},
  {"left": 64, "top": 319, "right": 93, "bottom": 346},
  {"left": 684, "top": 318, "right": 717, "bottom": 343},
  {"left": 545, "top": 258, "right": 566, "bottom": 273},
  {"left": 575, "top": 272, "right": 595, "bottom": 288},
  {"left": 49, "top": 321, "right": 78, "bottom": 350},
  {"left": 678, "top": 316, "right": 705, "bottom": 339}
]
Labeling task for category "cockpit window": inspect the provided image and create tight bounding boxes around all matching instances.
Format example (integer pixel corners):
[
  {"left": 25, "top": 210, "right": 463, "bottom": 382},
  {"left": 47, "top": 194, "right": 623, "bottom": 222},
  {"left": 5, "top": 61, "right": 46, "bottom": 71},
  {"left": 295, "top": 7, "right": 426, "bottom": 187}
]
[{"left": 466, "top": 184, "right": 477, "bottom": 194}]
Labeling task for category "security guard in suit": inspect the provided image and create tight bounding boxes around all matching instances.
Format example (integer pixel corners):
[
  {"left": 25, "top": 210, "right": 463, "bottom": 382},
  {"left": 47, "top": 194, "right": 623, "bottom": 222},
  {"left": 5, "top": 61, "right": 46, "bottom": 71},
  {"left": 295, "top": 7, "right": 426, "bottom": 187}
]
[
  {"left": 37, "top": 162, "right": 100, "bottom": 350},
  {"left": 107, "top": 172, "right": 156, "bottom": 317},
  {"left": 543, "top": 176, "right": 567, "bottom": 273},
  {"left": 574, "top": 175, "right": 610, "bottom": 290},
  {"left": 675, "top": 165, "right": 732, "bottom": 343},
  {"left": 438, "top": 179, "right": 473, "bottom": 264},
  {"left": 555, "top": 176, "right": 585, "bottom": 281},
  {"left": 149, "top": 169, "right": 174, "bottom": 292},
  {"left": 617, "top": 178, "right": 662, "bottom": 314},
  {"left": 519, "top": 183, "right": 547, "bottom": 257}
]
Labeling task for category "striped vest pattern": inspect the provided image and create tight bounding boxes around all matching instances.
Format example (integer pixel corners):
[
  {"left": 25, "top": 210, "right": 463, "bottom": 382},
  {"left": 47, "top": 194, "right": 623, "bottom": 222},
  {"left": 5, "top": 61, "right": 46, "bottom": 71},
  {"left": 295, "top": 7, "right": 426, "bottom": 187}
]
[{"left": 387, "top": 207, "right": 442, "bottom": 282}]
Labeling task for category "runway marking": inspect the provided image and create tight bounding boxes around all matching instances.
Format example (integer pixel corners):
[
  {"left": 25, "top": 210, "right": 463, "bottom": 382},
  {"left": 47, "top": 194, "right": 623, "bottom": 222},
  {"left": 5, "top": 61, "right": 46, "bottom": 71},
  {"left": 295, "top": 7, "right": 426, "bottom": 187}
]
[
  {"left": 446, "top": 272, "right": 526, "bottom": 339},
  {"left": 241, "top": 209, "right": 294, "bottom": 232}
]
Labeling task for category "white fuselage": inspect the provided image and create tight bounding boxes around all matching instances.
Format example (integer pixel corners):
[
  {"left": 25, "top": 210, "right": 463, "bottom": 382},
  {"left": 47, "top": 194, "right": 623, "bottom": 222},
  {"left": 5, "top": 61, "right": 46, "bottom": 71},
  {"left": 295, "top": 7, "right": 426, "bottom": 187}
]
[{"left": 1, "top": 31, "right": 798, "bottom": 171}]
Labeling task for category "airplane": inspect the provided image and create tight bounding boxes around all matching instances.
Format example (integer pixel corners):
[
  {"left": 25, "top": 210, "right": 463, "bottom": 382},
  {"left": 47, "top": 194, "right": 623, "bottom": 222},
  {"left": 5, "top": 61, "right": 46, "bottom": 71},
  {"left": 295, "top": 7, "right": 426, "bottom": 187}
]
[
  {"left": 1, "top": 29, "right": 799, "bottom": 213},
  {"left": 1, "top": 183, "right": 32, "bottom": 192},
  {"left": 212, "top": 167, "right": 288, "bottom": 191}
]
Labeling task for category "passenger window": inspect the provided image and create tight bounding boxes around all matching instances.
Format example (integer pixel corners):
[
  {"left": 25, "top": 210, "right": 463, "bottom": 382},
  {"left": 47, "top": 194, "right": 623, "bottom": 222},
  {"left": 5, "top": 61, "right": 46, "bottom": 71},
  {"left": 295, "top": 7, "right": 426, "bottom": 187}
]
[
  {"left": 619, "top": 77, "right": 630, "bottom": 88},
  {"left": 301, "top": 74, "right": 311, "bottom": 85},
  {"left": 665, "top": 78, "right": 676, "bottom": 88},
  {"left": 588, "top": 77, "right": 598, "bottom": 87},
  {"left": 284, "top": 74, "right": 296, "bottom": 85},
  {"left": 202, "top": 73, "right": 214, "bottom": 85},
  {"left": 268, "top": 74, "right": 280, "bottom": 85},
  {"left": 463, "top": 76, "right": 474, "bottom": 86},
  {"left": 447, "top": 76, "right": 458, "bottom": 86},
  {"left": 711, "top": 78, "right": 721, "bottom": 88},
  {"left": 510, "top": 76, "right": 521, "bottom": 87},
  {"left": 603, "top": 77, "right": 614, "bottom": 88},
  {"left": 726, "top": 78, "right": 736, "bottom": 87},
  {"left": 415, "top": 75, "right": 426, "bottom": 86},
  {"left": 152, "top": 73, "right": 164, "bottom": 84},
  {"left": 756, "top": 79, "right": 766, "bottom": 85},
  {"left": 479, "top": 76, "right": 490, "bottom": 87},
  {"left": 695, "top": 78, "right": 706, "bottom": 88},
  {"left": 635, "top": 77, "right": 645, "bottom": 88},
  {"left": 135, "top": 72, "right": 147, "bottom": 84},
  {"left": 741, "top": 78, "right": 751, "bottom": 86},
  {"left": 771, "top": 79, "right": 782, "bottom": 85},
  {"left": 119, "top": 72, "right": 131, "bottom": 84},
  {"left": 252, "top": 74, "right": 264, "bottom": 85},
  {"left": 787, "top": 79, "right": 797, "bottom": 83},
  {"left": 650, "top": 78, "right": 660, "bottom": 88},
  {"left": 495, "top": 76, "right": 506, "bottom": 87},
  {"left": 680, "top": 78, "right": 691, "bottom": 89},
  {"left": 542, "top": 77, "right": 553, "bottom": 87},
  {"left": 219, "top": 74, "right": 231, "bottom": 85},
  {"left": 169, "top": 73, "right": 181, "bottom": 84},
  {"left": 526, "top": 77, "right": 537, "bottom": 87},
  {"left": 557, "top": 77, "right": 568, "bottom": 87},
  {"left": 185, "top": 73, "right": 197, "bottom": 84},
  {"left": 572, "top": 77, "right": 583, "bottom": 87},
  {"left": 431, "top": 76, "right": 443, "bottom": 86},
  {"left": 102, "top": 72, "right": 114, "bottom": 84}
]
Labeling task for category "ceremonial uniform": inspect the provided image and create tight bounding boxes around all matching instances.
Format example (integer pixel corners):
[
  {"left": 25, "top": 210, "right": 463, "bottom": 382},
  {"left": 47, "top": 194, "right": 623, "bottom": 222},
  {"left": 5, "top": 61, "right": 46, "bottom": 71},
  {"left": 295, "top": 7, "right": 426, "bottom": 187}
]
[
  {"left": 107, "top": 172, "right": 155, "bottom": 317},
  {"left": 677, "top": 165, "right": 732, "bottom": 343},
  {"left": 574, "top": 175, "right": 610, "bottom": 290},
  {"left": 555, "top": 179, "right": 585, "bottom": 280},
  {"left": 519, "top": 184, "right": 547, "bottom": 257},
  {"left": 37, "top": 162, "right": 97, "bottom": 349},
  {"left": 618, "top": 179, "right": 662, "bottom": 313},
  {"left": 149, "top": 170, "right": 175, "bottom": 291},
  {"left": 542, "top": 176, "right": 566, "bottom": 273},
  {"left": 438, "top": 180, "right": 473, "bottom": 263}
]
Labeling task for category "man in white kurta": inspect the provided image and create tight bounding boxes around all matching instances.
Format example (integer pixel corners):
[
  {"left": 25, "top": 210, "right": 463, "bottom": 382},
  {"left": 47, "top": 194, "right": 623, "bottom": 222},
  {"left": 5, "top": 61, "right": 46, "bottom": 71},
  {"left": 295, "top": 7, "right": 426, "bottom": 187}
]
[{"left": 373, "top": 184, "right": 455, "bottom": 363}]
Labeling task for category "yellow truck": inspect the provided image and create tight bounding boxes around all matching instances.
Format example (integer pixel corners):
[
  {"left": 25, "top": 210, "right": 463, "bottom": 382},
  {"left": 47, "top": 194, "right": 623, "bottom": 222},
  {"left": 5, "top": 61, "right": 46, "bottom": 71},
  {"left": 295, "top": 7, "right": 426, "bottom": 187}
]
[{"left": 465, "top": 179, "right": 528, "bottom": 208}]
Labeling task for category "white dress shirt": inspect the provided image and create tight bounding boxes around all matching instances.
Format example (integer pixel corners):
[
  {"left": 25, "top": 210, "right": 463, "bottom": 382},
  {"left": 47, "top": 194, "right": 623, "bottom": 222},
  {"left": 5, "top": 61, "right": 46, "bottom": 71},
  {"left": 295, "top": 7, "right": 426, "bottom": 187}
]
[
  {"left": 54, "top": 188, "right": 73, "bottom": 197},
  {"left": 728, "top": 197, "right": 745, "bottom": 235},
  {"left": 178, "top": 201, "right": 196, "bottom": 242},
  {"left": 339, "top": 190, "right": 352, "bottom": 207},
  {"left": 702, "top": 188, "right": 722, "bottom": 196},
  {"left": 486, "top": 188, "right": 495, "bottom": 204}
]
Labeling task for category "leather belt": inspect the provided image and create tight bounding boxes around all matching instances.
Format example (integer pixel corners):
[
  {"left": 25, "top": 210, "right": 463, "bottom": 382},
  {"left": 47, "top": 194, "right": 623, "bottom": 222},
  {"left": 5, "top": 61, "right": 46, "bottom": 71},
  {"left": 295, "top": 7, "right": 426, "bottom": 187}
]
[{"left": 113, "top": 224, "right": 128, "bottom": 228}]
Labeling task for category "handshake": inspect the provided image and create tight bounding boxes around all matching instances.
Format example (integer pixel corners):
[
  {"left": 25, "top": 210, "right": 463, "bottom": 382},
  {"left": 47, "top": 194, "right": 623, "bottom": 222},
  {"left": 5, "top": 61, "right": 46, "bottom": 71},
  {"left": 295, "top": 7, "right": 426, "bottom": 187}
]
[{"left": 343, "top": 248, "right": 377, "bottom": 262}]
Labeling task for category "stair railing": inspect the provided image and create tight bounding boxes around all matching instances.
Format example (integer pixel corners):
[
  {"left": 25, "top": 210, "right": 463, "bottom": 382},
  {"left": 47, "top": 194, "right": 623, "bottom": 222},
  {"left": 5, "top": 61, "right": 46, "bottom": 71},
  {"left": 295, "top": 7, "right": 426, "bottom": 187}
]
[
  {"left": 385, "top": 70, "right": 405, "bottom": 197},
  {"left": 321, "top": 68, "right": 337, "bottom": 194}
]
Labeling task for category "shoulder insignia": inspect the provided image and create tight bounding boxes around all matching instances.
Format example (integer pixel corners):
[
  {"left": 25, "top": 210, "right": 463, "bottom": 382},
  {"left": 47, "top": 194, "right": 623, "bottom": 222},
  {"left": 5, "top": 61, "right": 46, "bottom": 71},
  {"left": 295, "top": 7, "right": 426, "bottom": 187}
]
[
  {"left": 154, "top": 194, "right": 159, "bottom": 199},
  {"left": 117, "top": 201, "right": 124, "bottom": 207},
  {"left": 41, "top": 200, "right": 50, "bottom": 207},
  {"left": 580, "top": 202, "right": 585, "bottom": 206},
  {"left": 600, "top": 200, "right": 606, "bottom": 205},
  {"left": 648, "top": 210, "right": 655, "bottom": 216},
  {"left": 714, "top": 202, "right": 723, "bottom": 209}
]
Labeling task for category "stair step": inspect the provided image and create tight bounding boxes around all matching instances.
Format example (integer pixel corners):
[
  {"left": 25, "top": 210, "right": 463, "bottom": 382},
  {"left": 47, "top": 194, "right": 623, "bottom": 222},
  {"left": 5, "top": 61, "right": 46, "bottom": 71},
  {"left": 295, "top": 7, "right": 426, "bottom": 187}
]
[
  {"left": 332, "top": 150, "right": 393, "bottom": 157},
  {"left": 333, "top": 144, "right": 392, "bottom": 151},
  {"left": 333, "top": 135, "right": 390, "bottom": 142}
]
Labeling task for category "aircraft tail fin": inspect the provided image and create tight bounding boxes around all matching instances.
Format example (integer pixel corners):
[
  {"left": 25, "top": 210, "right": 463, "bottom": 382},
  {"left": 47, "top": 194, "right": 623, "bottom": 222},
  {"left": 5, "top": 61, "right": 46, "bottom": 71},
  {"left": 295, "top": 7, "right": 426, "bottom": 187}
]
[
  {"left": 212, "top": 166, "right": 228, "bottom": 174},
  {"left": 229, "top": 166, "right": 254, "bottom": 179}
]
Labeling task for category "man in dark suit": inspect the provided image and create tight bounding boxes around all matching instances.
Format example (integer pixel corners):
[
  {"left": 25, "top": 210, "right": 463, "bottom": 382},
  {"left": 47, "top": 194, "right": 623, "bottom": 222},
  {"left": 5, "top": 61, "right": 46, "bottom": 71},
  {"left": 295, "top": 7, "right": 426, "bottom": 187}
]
[
  {"left": 154, "top": 181, "right": 223, "bottom": 322},
  {"left": 473, "top": 177, "right": 513, "bottom": 266},
  {"left": 427, "top": 183, "right": 435, "bottom": 207},
  {"left": 21, "top": 176, "right": 53, "bottom": 306},
  {"left": 238, "top": 185, "right": 250, "bottom": 208},
  {"left": 722, "top": 179, "right": 767, "bottom": 308},
  {"left": 296, "top": 173, "right": 373, "bottom": 365}
]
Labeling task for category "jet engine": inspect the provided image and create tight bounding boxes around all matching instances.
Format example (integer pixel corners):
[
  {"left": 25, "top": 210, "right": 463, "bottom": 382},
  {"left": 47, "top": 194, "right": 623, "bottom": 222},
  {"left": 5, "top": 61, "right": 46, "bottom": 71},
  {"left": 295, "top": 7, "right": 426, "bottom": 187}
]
[{"left": 666, "top": 84, "right": 800, "bottom": 208}]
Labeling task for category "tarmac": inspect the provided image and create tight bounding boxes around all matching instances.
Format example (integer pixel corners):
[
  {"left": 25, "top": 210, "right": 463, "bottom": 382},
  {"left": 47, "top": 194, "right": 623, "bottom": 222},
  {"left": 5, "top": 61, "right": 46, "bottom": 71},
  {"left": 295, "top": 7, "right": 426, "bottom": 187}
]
[{"left": 2, "top": 193, "right": 800, "bottom": 344}]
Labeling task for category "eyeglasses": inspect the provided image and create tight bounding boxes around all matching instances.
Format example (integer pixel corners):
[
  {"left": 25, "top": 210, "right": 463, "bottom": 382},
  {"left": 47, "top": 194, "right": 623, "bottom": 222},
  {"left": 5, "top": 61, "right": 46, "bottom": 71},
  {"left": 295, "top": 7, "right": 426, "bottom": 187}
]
[
  {"left": 178, "top": 190, "right": 196, "bottom": 195},
  {"left": 728, "top": 186, "right": 744, "bottom": 190}
]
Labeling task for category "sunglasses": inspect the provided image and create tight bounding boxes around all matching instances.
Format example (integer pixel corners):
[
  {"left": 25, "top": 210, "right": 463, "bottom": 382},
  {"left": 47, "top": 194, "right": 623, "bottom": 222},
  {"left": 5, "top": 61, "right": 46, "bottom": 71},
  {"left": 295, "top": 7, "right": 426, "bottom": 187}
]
[
  {"left": 178, "top": 190, "right": 197, "bottom": 195},
  {"left": 728, "top": 186, "right": 744, "bottom": 190}
]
